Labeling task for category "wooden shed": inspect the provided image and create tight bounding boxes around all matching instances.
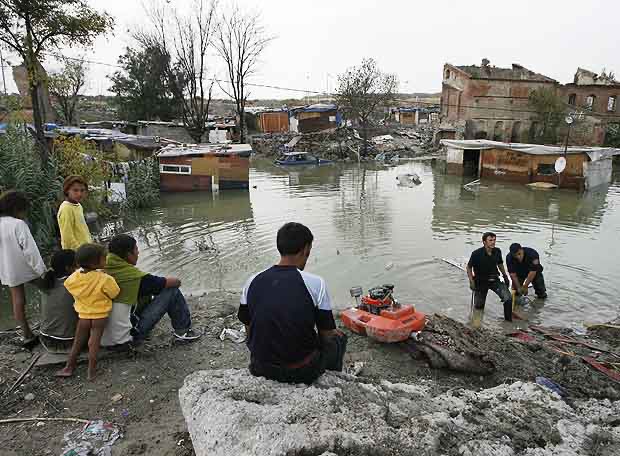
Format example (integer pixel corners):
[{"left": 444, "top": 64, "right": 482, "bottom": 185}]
[
  {"left": 440, "top": 139, "right": 620, "bottom": 190},
  {"left": 158, "top": 143, "right": 252, "bottom": 192},
  {"left": 259, "top": 111, "right": 289, "bottom": 133}
]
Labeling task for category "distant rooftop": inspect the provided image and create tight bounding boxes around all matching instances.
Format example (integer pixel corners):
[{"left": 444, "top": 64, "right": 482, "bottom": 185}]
[{"left": 453, "top": 59, "right": 557, "bottom": 83}]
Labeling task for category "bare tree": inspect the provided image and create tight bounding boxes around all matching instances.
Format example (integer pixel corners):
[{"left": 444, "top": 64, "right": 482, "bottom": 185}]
[
  {"left": 142, "top": 0, "right": 217, "bottom": 143},
  {"left": 48, "top": 56, "right": 87, "bottom": 125},
  {"left": 336, "top": 58, "right": 398, "bottom": 155},
  {"left": 214, "top": 5, "right": 272, "bottom": 143}
]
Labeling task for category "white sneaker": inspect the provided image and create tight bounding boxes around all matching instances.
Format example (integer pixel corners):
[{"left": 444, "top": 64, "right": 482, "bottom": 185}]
[{"left": 173, "top": 328, "right": 202, "bottom": 342}]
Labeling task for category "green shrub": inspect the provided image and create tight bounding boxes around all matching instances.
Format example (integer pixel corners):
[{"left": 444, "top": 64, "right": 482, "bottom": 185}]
[
  {"left": 53, "top": 135, "right": 112, "bottom": 217},
  {"left": 0, "top": 125, "right": 62, "bottom": 253},
  {"left": 122, "top": 157, "right": 160, "bottom": 210}
]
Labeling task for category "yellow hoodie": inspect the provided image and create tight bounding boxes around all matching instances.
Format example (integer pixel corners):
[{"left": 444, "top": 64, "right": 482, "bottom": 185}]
[
  {"left": 57, "top": 201, "right": 92, "bottom": 251},
  {"left": 65, "top": 269, "right": 120, "bottom": 319}
]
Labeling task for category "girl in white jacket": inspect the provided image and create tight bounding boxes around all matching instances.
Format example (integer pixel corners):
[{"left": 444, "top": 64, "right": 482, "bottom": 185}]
[{"left": 0, "top": 191, "right": 47, "bottom": 346}]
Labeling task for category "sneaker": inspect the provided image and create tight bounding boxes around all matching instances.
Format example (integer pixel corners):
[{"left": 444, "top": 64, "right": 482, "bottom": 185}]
[{"left": 173, "top": 328, "right": 202, "bottom": 342}]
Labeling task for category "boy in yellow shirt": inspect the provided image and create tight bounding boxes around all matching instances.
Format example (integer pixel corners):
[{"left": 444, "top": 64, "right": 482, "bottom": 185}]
[
  {"left": 57, "top": 175, "right": 92, "bottom": 250},
  {"left": 56, "top": 244, "right": 120, "bottom": 381}
]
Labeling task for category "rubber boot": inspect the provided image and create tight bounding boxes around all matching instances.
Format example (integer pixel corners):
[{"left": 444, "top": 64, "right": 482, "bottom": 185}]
[
  {"left": 503, "top": 300, "right": 513, "bottom": 322},
  {"left": 471, "top": 308, "right": 484, "bottom": 329}
]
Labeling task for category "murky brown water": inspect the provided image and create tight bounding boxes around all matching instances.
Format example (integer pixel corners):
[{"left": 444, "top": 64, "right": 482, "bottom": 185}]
[{"left": 2, "top": 158, "right": 619, "bottom": 329}]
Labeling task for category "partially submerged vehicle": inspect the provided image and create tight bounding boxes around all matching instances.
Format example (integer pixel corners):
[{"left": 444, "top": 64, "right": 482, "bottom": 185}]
[
  {"left": 340, "top": 285, "right": 427, "bottom": 343},
  {"left": 274, "top": 152, "right": 332, "bottom": 166},
  {"left": 397, "top": 173, "right": 422, "bottom": 186}
]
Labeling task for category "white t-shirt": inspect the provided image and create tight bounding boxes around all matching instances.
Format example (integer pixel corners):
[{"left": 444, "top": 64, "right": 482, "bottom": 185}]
[{"left": 0, "top": 216, "right": 46, "bottom": 287}]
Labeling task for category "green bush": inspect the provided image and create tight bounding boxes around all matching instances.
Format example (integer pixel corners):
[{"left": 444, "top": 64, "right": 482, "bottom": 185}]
[
  {"left": 0, "top": 125, "right": 62, "bottom": 253},
  {"left": 53, "top": 135, "right": 112, "bottom": 217},
  {"left": 123, "top": 158, "right": 160, "bottom": 210}
]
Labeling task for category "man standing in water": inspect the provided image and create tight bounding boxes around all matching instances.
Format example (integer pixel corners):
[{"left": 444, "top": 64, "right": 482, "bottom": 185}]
[
  {"left": 466, "top": 232, "right": 513, "bottom": 322},
  {"left": 506, "top": 243, "right": 547, "bottom": 299}
]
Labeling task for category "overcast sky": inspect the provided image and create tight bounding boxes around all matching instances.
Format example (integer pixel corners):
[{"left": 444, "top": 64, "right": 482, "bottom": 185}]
[{"left": 2, "top": 0, "right": 618, "bottom": 99}]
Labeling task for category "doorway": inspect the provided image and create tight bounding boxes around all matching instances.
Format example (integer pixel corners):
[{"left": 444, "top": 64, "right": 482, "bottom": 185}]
[{"left": 463, "top": 149, "right": 480, "bottom": 176}]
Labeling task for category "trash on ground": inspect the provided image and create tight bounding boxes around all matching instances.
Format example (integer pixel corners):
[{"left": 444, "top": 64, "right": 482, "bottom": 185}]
[
  {"left": 110, "top": 394, "right": 122, "bottom": 403},
  {"left": 219, "top": 327, "right": 246, "bottom": 344},
  {"left": 535, "top": 376, "right": 567, "bottom": 397},
  {"left": 345, "top": 361, "right": 365, "bottom": 376},
  {"left": 61, "top": 420, "right": 122, "bottom": 456},
  {"left": 372, "top": 135, "right": 394, "bottom": 144}
]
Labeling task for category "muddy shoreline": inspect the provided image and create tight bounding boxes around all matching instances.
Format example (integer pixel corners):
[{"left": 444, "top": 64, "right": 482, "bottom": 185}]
[{"left": 1, "top": 291, "right": 619, "bottom": 455}]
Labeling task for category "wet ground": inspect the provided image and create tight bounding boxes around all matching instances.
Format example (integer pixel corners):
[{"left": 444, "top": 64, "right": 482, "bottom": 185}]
[{"left": 1, "top": 292, "right": 618, "bottom": 455}]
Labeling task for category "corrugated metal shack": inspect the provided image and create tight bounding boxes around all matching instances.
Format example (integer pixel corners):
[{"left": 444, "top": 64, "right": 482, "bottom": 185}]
[
  {"left": 441, "top": 139, "right": 620, "bottom": 190},
  {"left": 157, "top": 143, "right": 252, "bottom": 192},
  {"left": 394, "top": 107, "right": 430, "bottom": 125},
  {"left": 290, "top": 104, "right": 342, "bottom": 133}
]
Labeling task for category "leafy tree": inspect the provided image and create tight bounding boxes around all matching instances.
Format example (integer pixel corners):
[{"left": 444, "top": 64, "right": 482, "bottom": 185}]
[
  {"left": 604, "top": 123, "right": 620, "bottom": 148},
  {"left": 336, "top": 58, "right": 398, "bottom": 154},
  {"left": 0, "top": 0, "right": 113, "bottom": 161},
  {"left": 215, "top": 5, "right": 272, "bottom": 143},
  {"left": 528, "top": 87, "right": 566, "bottom": 144},
  {"left": 109, "top": 43, "right": 179, "bottom": 122},
  {"left": 53, "top": 135, "right": 111, "bottom": 216},
  {"left": 48, "top": 56, "right": 87, "bottom": 125}
]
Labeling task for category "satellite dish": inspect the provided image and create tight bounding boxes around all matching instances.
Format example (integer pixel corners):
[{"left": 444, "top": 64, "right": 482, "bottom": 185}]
[
  {"left": 555, "top": 156, "right": 567, "bottom": 174},
  {"left": 565, "top": 115, "right": 574, "bottom": 125}
]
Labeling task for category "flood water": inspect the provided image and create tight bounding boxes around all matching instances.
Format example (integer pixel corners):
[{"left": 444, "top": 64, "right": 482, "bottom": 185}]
[{"left": 2, "top": 158, "right": 619, "bottom": 330}]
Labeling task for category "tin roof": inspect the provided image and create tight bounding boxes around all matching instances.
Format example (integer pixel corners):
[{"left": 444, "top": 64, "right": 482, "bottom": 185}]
[
  {"left": 158, "top": 143, "right": 252, "bottom": 158},
  {"left": 440, "top": 139, "right": 620, "bottom": 162}
]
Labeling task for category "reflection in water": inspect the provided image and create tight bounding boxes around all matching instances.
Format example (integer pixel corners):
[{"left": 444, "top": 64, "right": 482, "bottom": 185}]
[
  {"left": 119, "top": 160, "right": 620, "bottom": 329},
  {"left": 3, "top": 160, "right": 619, "bottom": 330}
]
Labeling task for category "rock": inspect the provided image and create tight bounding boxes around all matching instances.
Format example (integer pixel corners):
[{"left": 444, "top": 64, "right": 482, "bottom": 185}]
[
  {"left": 24, "top": 393, "right": 35, "bottom": 401},
  {"left": 179, "top": 369, "right": 620, "bottom": 456}
]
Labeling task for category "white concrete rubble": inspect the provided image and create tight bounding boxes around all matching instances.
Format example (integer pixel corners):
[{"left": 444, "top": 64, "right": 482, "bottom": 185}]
[{"left": 179, "top": 369, "right": 620, "bottom": 456}]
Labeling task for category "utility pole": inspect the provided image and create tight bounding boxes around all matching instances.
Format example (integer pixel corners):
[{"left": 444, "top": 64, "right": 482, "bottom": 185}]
[
  {"left": 558, "top": 114, "right": 574, "bottom": 188},
  {"left": 0, "top": 49, "right": 7, "bottom": 95}
]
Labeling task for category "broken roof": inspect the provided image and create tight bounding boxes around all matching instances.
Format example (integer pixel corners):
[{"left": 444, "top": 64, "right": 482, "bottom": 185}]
[
  {"left": 440, "top": 139, "right": 620, "bottom": 162},
  {"left": 158, "top": 143, "right": 252, "bottom": 158},
  {"left": 454, "top": 64, "right": 557, "bottom": 83}
]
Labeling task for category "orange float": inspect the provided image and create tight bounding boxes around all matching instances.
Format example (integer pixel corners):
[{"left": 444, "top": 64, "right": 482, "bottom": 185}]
[{"left": 340, "top": 285, "right": 427, "bottom": 343}]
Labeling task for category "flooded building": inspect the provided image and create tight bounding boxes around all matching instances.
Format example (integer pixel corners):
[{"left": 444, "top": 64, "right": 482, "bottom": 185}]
[
  {"left": 441, "top": 59, "right": 558, "bottom": 142},
  {"left": 158, "top": 143, "right": 252, "bottom": 192},
  {"left": 441, "top": 139, "right": 619, "bottom": 190}
]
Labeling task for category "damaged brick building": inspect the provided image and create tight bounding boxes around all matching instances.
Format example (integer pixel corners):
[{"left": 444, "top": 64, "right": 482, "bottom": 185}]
[{"left": 440, "top": 60, "right": 620, "bottom": 146}]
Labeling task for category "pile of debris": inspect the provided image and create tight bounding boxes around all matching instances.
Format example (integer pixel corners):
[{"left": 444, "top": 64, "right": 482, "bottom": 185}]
[
  {"left": 250, "top": 124, "right": 439, "bottom": 162},
  {"left": 409, "top": 315, "right": 620, "bottom": 400}
]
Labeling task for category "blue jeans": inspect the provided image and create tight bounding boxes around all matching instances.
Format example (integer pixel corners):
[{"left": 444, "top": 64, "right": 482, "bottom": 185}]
[{"left": 132, "top": 288, "right": 192, "bottom": 342}]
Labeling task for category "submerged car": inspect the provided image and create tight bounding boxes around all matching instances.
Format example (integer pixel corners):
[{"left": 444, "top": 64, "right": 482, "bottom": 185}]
[{"left": 275, "top": 152, "right": 333, "bottom": 166}]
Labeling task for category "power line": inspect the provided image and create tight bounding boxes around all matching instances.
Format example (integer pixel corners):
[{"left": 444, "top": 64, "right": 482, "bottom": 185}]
[{"left": 41, "top": 52, "right": 620, "bottom": 119}]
